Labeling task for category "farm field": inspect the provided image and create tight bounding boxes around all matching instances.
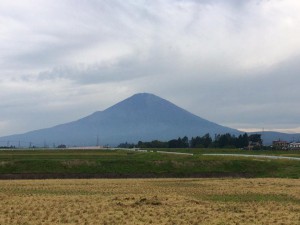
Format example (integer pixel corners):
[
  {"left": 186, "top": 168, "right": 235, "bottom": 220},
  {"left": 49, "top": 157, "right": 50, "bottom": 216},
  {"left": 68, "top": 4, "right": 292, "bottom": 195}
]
[
  {"left": 0, "top": 149, "right": 300, "bottom": 178},
  {"left": 0, "top": 178, "right": 299, "bottom": 224}
]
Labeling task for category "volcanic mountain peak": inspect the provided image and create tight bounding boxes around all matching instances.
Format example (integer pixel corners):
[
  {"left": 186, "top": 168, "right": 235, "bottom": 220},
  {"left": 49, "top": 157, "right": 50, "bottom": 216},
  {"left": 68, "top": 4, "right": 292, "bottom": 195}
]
[
  {"left": 105, "top": 93, "right": 175, "bottom": 113},
  {"left": 0, "top": 93, "right": 240, "bottom": 146}
]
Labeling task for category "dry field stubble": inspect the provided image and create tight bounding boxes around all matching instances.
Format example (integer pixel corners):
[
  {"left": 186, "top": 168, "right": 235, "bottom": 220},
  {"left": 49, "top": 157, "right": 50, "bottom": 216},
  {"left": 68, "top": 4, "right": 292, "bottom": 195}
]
[{"left": 0, "top": 178, "right": 299, "bottom": 225}]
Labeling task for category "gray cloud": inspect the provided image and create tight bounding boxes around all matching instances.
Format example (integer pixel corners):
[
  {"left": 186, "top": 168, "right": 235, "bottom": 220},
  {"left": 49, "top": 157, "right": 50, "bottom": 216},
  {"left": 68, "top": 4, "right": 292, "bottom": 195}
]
[{"left": 1, "top": 0, "right": 300, "bottom": 136}]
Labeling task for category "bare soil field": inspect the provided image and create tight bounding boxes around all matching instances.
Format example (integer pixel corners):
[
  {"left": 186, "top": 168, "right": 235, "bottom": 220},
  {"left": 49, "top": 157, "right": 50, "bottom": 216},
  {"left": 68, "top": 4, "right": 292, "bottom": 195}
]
[{"left": 0, "top": 178, "right": 299, "bottom": 224}]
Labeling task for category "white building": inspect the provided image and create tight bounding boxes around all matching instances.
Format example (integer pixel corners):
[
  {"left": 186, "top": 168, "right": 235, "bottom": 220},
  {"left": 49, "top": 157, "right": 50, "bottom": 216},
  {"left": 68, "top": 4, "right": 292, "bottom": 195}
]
[{"left": 288, "top": 142, "right": 300, "bottom": 150}]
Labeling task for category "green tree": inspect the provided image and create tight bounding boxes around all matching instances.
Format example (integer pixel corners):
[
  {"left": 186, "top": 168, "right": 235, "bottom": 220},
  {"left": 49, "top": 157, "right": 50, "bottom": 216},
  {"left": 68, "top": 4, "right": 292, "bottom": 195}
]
[{"left": 249, "top": 134, "right": 262, "bottom": 145}]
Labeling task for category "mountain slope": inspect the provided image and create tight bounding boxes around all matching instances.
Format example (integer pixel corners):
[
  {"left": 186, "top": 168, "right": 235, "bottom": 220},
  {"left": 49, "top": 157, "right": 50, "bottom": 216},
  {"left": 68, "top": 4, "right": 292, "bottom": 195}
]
[{"left": 0, "top": 93, "right": 250, "bottom": 147}]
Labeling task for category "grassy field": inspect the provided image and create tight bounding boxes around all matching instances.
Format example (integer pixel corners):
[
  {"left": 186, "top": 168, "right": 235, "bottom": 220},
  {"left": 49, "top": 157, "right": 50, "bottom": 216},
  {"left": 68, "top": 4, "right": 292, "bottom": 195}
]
[
  {"left": 0, "top": 178, "right": 299, "bottom": 224},
  {"left": 0, "top": 149, "right": 299, "bottom": 178}
]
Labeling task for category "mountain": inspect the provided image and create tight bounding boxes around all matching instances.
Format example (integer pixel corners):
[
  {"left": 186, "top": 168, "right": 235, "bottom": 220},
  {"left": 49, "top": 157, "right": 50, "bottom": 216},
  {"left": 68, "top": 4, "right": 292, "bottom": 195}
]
[
  {"left": 0, "top": 93, "right": 241, "bottom": 147},
  {"left": 1, "top": 93, "right": 298, "bottom": 147}
]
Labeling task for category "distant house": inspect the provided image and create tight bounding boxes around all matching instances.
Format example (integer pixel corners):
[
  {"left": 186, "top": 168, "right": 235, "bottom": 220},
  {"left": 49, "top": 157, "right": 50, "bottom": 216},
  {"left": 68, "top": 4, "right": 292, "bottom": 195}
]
[
  {"left": 272, "top": 140, "right": 288, "bottom": 150},
  {"left": 288, "top": 142, "right": 300, "bottom": 150}
]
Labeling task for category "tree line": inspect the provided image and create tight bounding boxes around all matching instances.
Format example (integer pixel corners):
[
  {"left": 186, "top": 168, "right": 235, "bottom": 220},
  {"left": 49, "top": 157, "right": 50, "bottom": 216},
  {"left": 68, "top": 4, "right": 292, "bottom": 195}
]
[{"left": 118, "top": 133, "right": 262, "bottom": 149}]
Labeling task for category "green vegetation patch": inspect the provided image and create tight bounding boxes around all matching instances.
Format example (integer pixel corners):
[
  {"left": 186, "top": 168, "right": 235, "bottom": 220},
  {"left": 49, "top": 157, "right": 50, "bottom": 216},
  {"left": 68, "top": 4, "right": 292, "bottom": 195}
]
[{"left": 0, "top": 149, "right": 299, "bottom": 178}]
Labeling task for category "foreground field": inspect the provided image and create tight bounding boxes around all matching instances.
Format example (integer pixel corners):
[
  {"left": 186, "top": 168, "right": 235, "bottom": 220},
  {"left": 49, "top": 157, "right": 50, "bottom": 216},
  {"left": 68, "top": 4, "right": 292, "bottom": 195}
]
[{"left": 0, "top": 178, "right": 299, "bottom": 224}]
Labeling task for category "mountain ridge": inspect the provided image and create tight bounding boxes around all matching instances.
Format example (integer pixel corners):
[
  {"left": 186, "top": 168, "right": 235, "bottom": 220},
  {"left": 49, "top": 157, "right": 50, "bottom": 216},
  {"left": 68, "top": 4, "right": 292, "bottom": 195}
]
[{"left": 0, "top": 93, "right": 298, "bottom": 147}]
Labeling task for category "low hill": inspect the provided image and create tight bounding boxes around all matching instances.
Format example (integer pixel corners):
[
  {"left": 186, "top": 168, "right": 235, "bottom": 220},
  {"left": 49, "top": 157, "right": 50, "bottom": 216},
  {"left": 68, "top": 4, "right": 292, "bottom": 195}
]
[{"left": 253, "top": 131, "right": 300, "bottom": 145}]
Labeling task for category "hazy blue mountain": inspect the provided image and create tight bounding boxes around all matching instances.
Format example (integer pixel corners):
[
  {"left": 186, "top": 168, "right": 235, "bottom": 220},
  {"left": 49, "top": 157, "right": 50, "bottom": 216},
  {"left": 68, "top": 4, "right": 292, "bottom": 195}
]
[
  {"left": 0, "top": 93, "right": 240, "bottom": 147},
  {"left": 0, "top": 93, "right": 298, "bottom": 147}
]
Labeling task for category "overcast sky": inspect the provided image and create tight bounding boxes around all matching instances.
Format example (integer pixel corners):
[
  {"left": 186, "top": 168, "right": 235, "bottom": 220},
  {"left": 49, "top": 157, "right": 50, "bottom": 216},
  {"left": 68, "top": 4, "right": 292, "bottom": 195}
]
[{"left": 1, "top": 0, "right": 300, "bottom": 136}]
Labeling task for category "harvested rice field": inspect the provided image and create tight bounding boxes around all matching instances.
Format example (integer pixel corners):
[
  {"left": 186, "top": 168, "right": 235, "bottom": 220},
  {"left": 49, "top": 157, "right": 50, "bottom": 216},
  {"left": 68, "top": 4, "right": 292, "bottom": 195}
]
[{"left": 0, "top": 178, "right": 299, "bottom": 225}]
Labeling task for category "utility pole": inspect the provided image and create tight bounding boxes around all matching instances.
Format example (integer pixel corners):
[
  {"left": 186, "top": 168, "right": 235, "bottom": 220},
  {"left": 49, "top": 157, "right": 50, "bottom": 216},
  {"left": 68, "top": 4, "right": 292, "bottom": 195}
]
[
  {"left": 96, "top": 134, "right": 99, "bottom": 147},
  {"left": 261, "top": 127, "right": 264, "bottom": 147},
  {"left": 44, "top": 140, "right": 47, "bottom": 149}
]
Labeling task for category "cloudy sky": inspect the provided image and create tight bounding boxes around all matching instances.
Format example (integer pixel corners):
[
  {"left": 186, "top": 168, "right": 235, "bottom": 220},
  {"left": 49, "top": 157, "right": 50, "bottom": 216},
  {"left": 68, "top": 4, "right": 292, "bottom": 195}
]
[{"left": 1, "top": 0, "right": 300, "bottom": 136}]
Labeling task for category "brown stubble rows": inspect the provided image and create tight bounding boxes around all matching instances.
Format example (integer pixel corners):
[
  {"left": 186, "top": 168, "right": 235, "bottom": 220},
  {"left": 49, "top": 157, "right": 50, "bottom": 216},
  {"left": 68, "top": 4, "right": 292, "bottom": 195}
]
[{"left": 0, "top": 178, "right": 299, "bottom": 224}]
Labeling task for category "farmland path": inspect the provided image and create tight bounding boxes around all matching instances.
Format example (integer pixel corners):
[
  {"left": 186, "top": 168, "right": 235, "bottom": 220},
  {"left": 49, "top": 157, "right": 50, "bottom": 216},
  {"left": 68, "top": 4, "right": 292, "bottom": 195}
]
[{"left": 203, "top": 154, "right": 300, "bottom": 161}]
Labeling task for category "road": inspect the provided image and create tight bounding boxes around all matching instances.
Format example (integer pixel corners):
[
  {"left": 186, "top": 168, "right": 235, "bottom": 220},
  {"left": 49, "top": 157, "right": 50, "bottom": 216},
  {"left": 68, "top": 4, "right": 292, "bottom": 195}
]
[{"left": 203, "top": 154, "right": 300, "bottom": 161}]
